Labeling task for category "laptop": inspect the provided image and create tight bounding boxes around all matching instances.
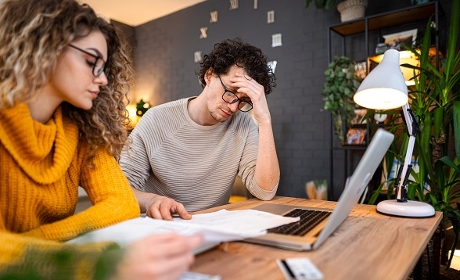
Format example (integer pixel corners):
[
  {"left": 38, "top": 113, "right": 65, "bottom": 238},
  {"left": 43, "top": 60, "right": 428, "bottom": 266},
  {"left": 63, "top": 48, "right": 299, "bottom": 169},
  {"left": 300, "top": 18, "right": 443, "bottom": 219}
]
[{"left": 245, "top": 128, "right": 394, "bottom": 251}]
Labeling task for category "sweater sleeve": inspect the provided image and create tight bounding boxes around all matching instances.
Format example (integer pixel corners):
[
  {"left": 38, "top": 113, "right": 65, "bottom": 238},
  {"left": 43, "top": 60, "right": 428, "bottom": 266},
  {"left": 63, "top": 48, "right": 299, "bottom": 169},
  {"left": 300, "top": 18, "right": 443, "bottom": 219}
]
[
  {"left": 0, "top": 230, "right": 124, "bottom": 279},
  {"left": 239, "top": 122, "right": 278, "bottom": 200},
  {"left": 119, "top": 107, "right": 162, "bottom": 192},
  {"left": 119, "top": 125, "right": 155, "bottom": 192},
  {"left": 23, "top": 146, "right": 140, "bottom": 241}
]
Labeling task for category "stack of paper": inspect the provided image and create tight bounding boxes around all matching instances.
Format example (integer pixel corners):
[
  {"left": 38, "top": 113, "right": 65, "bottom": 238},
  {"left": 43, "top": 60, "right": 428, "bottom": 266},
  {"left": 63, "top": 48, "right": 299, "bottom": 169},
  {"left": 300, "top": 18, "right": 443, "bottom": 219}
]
[{"left": 68, "top": 209, "right": 299, "bottom": 254}]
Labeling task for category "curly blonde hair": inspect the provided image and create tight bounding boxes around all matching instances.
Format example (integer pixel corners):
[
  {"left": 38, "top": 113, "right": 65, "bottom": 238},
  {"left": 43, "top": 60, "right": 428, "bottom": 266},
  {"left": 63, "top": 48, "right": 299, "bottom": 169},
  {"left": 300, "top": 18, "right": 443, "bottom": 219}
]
[{"left": 0, "top": 0, "right": 134, "bottom": 162}]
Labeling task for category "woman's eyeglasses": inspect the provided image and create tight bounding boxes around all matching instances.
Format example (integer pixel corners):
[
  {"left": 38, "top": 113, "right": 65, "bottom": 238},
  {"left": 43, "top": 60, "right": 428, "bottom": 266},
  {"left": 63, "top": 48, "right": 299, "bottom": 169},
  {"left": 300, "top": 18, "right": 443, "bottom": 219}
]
[{"left": 69, "top": 44, "right": 109, "bottom": 77}]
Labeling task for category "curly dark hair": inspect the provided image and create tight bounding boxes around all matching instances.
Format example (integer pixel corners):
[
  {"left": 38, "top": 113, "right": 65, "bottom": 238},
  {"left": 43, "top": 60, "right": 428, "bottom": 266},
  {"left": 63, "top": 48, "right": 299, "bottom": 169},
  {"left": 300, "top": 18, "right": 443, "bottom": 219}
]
[
  {"left": 0, "top": 0, "right": 134, "bottom": 163},
  {"left": 197, "top": 38, "right": 276, "bottom": 95}
]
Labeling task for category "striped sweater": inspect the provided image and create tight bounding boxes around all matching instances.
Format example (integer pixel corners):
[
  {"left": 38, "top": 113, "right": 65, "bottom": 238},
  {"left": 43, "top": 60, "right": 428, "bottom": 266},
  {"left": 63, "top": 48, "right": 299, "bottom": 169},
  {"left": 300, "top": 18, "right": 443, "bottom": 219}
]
[
  {"left": 0, "top": 103, "right": 139, "bottom": 276},
  {"left": 120, "top": 97, "right": 278, "bottom": 212}
]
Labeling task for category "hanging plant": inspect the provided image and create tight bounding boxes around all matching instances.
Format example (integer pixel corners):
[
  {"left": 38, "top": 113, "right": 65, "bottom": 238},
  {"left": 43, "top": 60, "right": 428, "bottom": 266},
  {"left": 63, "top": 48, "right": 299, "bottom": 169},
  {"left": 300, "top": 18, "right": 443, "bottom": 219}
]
[{"left": 322, "top": 56, "right": 361, "bottom": 144}]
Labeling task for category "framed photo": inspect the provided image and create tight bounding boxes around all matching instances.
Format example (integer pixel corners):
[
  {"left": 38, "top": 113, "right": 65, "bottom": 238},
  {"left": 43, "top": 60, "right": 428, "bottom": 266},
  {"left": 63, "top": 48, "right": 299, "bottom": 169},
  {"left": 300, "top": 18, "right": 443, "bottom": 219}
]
[
  {"left": 351, "top": 109, "right": 367, "bottom": 125},
  {"left": 354, "top": 61, "right": 367, "bottom": 81},
  {"left": 383, "top": 29, "right": 417, "bottom": 51},
  {"left": 346, "top": 128, "right": 367, "bottom": 145}
]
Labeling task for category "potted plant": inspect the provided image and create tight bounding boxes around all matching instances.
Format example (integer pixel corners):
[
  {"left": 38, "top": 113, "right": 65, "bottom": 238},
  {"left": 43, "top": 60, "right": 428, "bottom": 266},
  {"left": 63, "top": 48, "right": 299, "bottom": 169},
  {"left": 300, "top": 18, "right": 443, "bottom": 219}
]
[
  {"left": 322, "top": 56, "right": 361, "bottom": 144},
  {"left": 306, "top": 0, "right": 368, "bottom": 22},
  {"left": 369, "top": 0, "right": 460, "bottom": 274}
]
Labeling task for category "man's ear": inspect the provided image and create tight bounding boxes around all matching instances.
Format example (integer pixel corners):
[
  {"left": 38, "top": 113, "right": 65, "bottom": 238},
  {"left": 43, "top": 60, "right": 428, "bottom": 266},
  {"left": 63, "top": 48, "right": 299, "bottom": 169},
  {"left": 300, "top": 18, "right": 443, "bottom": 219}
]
[{"left": 204, "top": 69, "right": 214, "bottom": 85}]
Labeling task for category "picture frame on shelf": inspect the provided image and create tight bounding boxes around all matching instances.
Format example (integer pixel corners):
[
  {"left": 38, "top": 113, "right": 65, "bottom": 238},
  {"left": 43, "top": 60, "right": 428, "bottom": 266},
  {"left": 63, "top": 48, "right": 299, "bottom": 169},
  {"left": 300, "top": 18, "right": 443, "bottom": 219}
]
[
  {"left": 354, "top": 61, "right": 367, "bottom": 81},
  {"left": 351, "top": 109, "right": 368, "bottom": 125},
  {"left": 346, "top": 128, "right": 367, "bottom": 145},
  {"left": 382, "top": 29, "right": 417, "bottom": 51}
]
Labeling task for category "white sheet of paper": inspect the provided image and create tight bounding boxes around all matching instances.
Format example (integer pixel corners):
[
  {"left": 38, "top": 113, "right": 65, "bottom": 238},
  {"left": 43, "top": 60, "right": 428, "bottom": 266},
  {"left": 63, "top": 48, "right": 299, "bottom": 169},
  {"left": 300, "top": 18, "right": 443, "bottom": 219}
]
[
  {"left": 174, "top": 209, "right": 300, "bottom": 234},
  {"left": 67, "top": 209, "right": 299, "bottom": 252}
]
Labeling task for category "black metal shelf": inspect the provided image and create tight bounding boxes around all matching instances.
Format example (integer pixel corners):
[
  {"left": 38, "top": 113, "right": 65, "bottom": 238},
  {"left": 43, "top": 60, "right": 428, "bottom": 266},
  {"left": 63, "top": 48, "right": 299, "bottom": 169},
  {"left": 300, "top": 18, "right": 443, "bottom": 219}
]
[
  {"left": 330, "top": 2, "right": 440, "bottom": 37},
  {"left": 327, "top": 1, "right": 443, "bottom": 201}
]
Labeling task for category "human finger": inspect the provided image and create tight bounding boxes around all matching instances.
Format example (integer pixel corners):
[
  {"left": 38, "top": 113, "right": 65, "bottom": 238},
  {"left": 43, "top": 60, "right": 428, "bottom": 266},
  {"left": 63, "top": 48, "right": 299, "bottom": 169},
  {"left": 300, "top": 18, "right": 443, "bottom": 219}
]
[
  {"left": 172, "top": 202, "right": 192, "bottom": 220},
  {"left": 231, "top": 73, "right": 264, "bottom": 101},
  {"left": 147, "top": 199, "right": 172, "bottom": 220},
  {"left": 158, "top": 199, "right": 178, "bottom": 220}
]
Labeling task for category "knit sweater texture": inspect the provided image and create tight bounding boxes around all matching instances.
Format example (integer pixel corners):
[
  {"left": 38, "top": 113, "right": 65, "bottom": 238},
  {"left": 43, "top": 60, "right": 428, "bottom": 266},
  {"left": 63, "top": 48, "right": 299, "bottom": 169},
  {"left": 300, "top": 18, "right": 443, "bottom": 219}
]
[
  {"left": 120, "top": 97, "right": 278, "bottom": 212},
  {"left": 0, "top": 103, "right": 139, "bottom": 277}
]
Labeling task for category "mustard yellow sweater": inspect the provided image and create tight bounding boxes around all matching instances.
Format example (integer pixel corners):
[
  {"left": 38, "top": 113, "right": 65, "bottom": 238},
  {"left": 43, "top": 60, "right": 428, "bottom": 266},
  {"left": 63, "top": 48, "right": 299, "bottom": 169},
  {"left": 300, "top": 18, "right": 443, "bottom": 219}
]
[{"left": 0, "top": 103, "right": 140, "bottom": 277}]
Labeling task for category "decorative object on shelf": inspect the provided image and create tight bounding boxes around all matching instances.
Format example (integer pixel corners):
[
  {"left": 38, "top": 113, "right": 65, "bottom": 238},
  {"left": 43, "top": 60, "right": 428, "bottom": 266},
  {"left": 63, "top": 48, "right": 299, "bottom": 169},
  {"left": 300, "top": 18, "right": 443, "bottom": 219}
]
[
  {"left": 367, "top": 0, "right": 460, "bottom": 271},
  {"left": 135, "top": 99, "right": 150, "bottom": 117},
  {"left": 375, "top": 43, "right": 389, "bottom": 55},
  {"left": 373, "top": 112, "right": 387, "bottom": 123},
  {"left": 305, "top": 180, "right": 328, "bottom": 200},
  {"left": 336, "top": 0, "right": 368, "bottom": 22},
  {"left": 354, "top": 61, "right": 367, "bottom": 80},
  {"left": 345, "top": 128, "right": 367, "bottom": 145},
  {"left": 383, "top": 29, "right": 417, "bottom": 51},
  {"left": 306, "top": 0, "right": 367, "bottom": 22},
  {"left": 125, "top": 99, "right": 151, "bottom": 130},
  {"left": 351, "top": 109, "right": 367, "bottom": 125},
  {"left": 322, "top": 56, "right": 361, "bottom": 144}
]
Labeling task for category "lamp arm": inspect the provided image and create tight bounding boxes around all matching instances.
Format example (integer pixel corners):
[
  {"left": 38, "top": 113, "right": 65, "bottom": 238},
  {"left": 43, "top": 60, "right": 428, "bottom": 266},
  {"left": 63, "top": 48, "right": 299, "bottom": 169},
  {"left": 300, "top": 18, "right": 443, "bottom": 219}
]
[{"left": 394, "top": 103, "right": 420, "bottom": 202}]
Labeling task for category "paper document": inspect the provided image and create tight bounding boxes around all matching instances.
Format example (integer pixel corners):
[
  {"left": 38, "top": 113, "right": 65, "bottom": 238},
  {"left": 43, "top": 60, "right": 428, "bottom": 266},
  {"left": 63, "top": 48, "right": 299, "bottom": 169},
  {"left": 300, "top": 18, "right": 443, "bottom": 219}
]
[{"left": 68, "top": 209, "right": 299, "bottom": 253}]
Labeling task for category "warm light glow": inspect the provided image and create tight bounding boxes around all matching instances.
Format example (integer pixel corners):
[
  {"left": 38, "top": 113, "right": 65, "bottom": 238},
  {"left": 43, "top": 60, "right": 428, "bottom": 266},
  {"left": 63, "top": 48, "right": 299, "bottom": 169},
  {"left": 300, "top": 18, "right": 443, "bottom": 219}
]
[
  {"left": 369, "top": 50, "right": 419, "bottom": 86},
  {"left": 126, "top": 104, "right": 139, "bottom": 126},
  {"left": 354, "top": 49, "right": 408, "bottom": 110},
  {"left": 449, "top": 250, "right": 460, "bottom": 270},
  {"left": 400, "top": 51, "right": 419, "bottom": 86}
]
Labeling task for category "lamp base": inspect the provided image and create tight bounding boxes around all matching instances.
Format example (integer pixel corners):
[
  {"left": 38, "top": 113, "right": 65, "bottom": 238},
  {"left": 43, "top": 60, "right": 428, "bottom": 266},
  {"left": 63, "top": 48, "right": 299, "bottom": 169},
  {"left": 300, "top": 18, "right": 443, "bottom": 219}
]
[{"left": 376, "top": 200, "right": 435, "bottom": 218}]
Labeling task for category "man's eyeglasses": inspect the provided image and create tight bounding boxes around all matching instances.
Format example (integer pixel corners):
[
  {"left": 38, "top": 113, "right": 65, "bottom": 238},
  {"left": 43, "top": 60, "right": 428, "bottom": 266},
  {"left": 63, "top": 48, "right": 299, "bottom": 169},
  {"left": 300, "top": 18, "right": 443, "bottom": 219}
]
[
  {"left": 218, "top": 75, "right": 253, "bottom": 112},
  {"left": 69, "top": 44, "right": 109, "bottom": 77}
]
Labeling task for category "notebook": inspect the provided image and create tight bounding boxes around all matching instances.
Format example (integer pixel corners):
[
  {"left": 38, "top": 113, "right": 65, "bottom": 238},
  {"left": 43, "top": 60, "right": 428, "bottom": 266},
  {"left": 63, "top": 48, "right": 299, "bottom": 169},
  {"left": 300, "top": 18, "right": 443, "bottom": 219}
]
[{"left": 245, "top": 128, "right": 394, "bottom": 251}]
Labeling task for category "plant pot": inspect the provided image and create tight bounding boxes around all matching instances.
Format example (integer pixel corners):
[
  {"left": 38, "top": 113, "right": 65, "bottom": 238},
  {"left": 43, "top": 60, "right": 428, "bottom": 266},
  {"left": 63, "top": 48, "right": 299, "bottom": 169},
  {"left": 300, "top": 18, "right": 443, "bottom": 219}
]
[{"left": 337, "top": 0, "right": 368, "bottom": 22}]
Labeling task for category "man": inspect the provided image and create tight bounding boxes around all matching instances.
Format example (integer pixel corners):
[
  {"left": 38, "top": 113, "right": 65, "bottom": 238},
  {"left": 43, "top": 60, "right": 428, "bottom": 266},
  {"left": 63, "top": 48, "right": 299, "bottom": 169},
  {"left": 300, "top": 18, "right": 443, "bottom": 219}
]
[{"left": 120, "top": 38, "right": 280, "bottom": 220}]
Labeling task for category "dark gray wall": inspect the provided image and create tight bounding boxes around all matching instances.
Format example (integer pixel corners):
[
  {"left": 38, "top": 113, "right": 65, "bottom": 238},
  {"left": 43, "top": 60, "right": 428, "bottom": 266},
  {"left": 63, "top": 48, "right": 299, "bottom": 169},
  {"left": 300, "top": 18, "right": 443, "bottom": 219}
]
[{"left": 125, "top": 0, "right": 453, "bottom": 201}]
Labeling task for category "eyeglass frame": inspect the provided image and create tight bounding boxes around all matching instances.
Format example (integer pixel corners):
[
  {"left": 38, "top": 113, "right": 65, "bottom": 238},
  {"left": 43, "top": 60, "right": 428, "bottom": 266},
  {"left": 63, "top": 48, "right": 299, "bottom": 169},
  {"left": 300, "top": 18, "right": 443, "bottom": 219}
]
[
  {"left": 68, "top": 44, "right": 109, "bottom": 77},
  {"left": 217, "top": 75, "right": 253, "bottom": 112}
]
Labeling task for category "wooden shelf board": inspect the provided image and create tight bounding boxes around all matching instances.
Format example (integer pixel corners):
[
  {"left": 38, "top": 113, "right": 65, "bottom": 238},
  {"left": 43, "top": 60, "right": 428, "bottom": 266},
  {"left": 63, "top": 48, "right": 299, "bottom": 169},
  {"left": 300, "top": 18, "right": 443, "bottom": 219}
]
[{"left": 330, "top": 2, "right": 440, "bottom": 36}]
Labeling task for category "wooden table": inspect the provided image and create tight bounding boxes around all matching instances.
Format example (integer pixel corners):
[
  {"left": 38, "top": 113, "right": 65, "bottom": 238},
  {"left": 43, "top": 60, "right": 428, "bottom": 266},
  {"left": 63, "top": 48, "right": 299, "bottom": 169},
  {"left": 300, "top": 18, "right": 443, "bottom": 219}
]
[{"left": 190, "top": 196, "right": 443, "bottom": 280}]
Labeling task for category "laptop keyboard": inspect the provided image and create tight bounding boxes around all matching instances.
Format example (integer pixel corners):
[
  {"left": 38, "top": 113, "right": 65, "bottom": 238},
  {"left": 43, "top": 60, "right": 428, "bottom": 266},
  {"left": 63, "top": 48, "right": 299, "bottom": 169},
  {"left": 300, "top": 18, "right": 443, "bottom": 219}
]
[{"left": 267, "top": 208, "right": 331, "bottom": 236}]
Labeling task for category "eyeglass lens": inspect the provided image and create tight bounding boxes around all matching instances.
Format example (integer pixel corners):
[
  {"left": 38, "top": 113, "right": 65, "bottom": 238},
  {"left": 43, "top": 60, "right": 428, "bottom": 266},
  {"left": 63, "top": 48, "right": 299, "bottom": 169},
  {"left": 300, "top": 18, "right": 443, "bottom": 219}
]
[
  {"left": 219, "top": 76, "right": 253, "bottom": 112},
  {"left": 69, "top": 44, "right": 108, "bottom": 77}
]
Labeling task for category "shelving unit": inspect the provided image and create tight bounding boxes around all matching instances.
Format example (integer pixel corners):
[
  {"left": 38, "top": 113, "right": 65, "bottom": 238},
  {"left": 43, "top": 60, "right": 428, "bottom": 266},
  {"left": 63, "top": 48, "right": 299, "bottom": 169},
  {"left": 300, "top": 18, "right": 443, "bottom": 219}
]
[{"left": 326, "top": 1, "right": 443, "bottom": 200}]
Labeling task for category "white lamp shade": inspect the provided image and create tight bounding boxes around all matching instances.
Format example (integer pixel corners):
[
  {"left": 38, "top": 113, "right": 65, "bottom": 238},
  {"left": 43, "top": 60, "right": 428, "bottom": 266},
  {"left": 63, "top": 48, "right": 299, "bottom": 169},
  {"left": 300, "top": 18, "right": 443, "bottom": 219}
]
[{"left": 353, "top": 49, "right": 408, "bottom": 110}]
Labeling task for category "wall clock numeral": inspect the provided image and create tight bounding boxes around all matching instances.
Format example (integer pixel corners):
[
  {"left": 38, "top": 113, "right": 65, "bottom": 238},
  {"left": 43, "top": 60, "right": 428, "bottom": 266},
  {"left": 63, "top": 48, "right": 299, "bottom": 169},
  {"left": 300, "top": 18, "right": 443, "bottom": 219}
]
[
  {"left": 194, "top": 51, "right": 202, "bottom": 63},
  {"left": 229, "top": 0, "right": 238, "bottom": 10},
  {"left": 268, "top": 61, "right": 278, "bottom": 73},
  {"left": 210, "top": 11, "right": 218, "bottom": 23},
  {"left": 254, "top": 0, "right": 258, "bottom": 9},
  {"left": 199, "top": 27, "right": 208, "bottom": 39},
  {"left": 267, "top": 10, "right": 275, "bottom": 24},
  {"left": 272, "top": 33, "right": 282, "bottom": 47}
]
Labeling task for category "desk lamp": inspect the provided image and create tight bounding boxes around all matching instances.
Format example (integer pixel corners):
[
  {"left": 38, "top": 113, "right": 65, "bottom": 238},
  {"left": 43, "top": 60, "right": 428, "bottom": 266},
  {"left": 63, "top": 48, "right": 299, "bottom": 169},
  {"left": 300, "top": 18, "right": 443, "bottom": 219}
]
[{"left": 353, "top": 49, "right": 435, "bottom": 217}]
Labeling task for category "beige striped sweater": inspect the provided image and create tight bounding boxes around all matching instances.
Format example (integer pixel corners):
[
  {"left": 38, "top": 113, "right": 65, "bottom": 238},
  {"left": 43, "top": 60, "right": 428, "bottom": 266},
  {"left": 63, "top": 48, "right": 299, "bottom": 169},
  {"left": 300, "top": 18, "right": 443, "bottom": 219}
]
[{"left": 120, "top": 97, "right": 278, "bottom": 212}]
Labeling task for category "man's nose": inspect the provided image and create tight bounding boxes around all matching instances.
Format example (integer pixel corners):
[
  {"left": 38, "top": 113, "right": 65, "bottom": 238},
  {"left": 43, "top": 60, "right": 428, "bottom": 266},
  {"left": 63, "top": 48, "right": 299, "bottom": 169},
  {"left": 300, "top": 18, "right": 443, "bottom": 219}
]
[{"left": 228, "top": 101, "right": 239, "bottom": 112}]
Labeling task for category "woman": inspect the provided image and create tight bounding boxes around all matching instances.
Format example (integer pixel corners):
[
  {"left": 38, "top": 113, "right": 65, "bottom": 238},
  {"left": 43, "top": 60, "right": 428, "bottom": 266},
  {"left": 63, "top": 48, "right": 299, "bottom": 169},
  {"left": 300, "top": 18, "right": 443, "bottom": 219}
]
[{"left": 0, "top": 0, "right": 201, "bottom": 278}]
